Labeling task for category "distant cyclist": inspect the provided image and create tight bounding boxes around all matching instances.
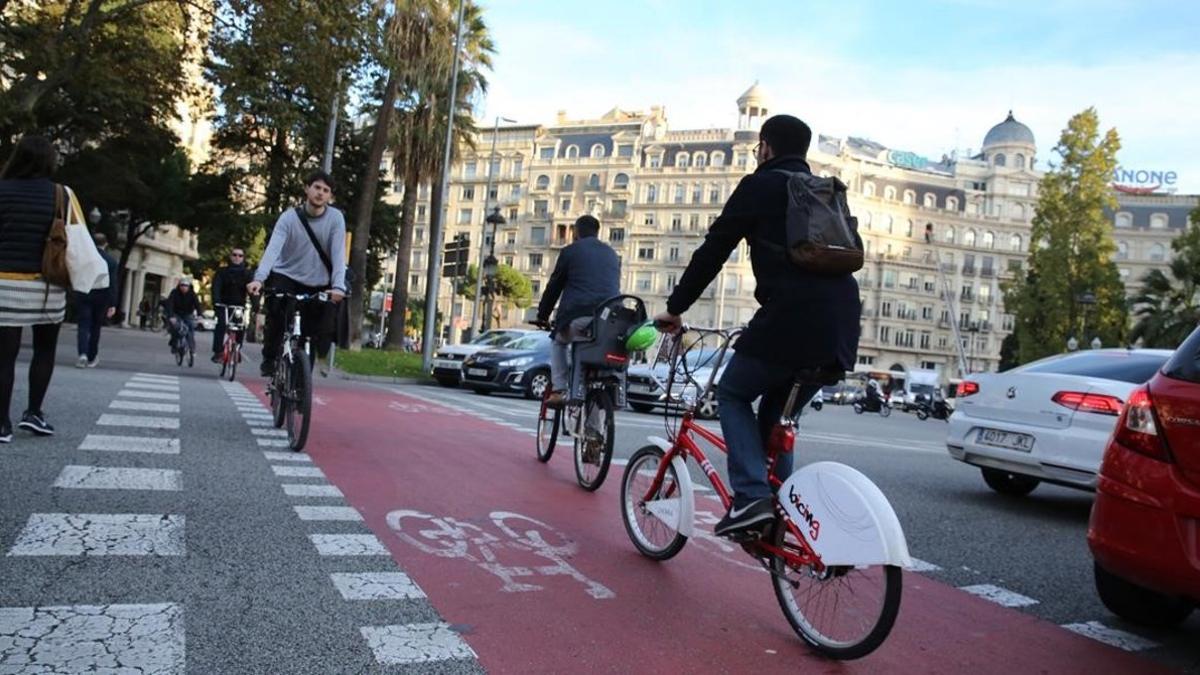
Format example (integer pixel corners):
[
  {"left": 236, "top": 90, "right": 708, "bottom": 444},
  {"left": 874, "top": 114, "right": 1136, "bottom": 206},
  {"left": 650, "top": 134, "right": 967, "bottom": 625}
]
[
  {"left": 164, "top": 278, "right": 201, "bottom": 356},
  {"left": 655, "top": 115, "right": 862, "bottom": 539},
  {"left": 535, "top": 215, "right": 620, "bottom": 408},
  {"left": 210, "top": 247, "right": 254, "bottom": 363},
  {"left": 247, "top": 170, "right": 346, "bottom": 376}
]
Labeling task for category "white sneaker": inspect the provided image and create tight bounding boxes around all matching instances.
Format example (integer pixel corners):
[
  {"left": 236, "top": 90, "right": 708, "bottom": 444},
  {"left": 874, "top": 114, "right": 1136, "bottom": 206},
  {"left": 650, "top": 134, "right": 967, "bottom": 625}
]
[
  {"left": 87, "top": 358, "right": 99, "bottom": 368},
  {"left": 75, "top": 355, "right": 88, "bottom": 368}
]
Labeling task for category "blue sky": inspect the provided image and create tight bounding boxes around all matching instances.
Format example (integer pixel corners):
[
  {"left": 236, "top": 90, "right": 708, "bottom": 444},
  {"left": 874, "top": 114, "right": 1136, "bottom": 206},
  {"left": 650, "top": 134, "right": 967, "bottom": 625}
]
[{"left": 474, "top": 0, "right": 1200, "bottom": 192}]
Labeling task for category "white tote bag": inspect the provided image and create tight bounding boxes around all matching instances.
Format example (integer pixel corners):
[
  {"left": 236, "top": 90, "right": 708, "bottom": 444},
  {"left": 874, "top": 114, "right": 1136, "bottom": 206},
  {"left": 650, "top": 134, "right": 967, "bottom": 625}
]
[{"left": 63, "top": 186, "right": 110, "bottom": 294}]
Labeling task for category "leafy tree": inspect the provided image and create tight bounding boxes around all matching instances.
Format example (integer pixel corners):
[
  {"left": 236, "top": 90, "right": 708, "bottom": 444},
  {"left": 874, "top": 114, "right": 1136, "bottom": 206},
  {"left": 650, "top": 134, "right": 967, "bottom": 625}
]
[
  {"left": 998, "top": 331, "right": 1020, "bottom": 372},
  {"left": 1130, "top": 208, "right": 1200, "bottom": 347},
  {"left": 1004, "top": 108, "right": 1127, "bottom": 363},
  {"left": 458, "top": 262, "right": 533, "bottom": 328}
]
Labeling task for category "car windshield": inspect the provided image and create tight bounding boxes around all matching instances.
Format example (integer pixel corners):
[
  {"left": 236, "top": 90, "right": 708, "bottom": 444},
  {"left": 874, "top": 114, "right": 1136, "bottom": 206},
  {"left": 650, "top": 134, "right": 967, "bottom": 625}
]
[
  {"left": 506, "top": 334, "right": 548, "bottom": 351},
  {"left": 1019, "top": 352, "right": 1169, "bottom": 384},
  {"left": 472, "top": 331, "right": 516, "bottom": 346}
]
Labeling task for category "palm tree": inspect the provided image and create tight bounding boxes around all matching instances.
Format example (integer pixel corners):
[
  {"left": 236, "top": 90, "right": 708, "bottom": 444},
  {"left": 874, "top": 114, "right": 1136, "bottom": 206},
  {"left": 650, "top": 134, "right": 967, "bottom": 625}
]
[{"left": 1130, "top": 256, "right": 1200, "bottom": 348}]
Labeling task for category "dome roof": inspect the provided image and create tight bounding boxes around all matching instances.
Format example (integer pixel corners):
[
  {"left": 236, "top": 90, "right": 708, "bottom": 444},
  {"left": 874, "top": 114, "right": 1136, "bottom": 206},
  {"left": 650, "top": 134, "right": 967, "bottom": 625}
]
[
  {"left": 983, "top": 111, "right": 1035, "bottom": 148},
  {"left": 737, "top": 81, "right": 768, "bottom": 107}
]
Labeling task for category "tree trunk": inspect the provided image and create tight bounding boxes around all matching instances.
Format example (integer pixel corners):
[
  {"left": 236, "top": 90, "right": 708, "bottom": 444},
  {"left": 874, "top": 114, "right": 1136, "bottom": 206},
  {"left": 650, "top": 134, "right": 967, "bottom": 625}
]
[
  {"left": 115, "top": 217, "right": 155, "bottom": 319},
  {"left": 348, "top": 69, "right": 399, "bottom": 349},
  {"left": 384, "top": 168, "right": 419, "bottom": 349},
  {"left": 420, "top": 159, "right": 448, "bottom": 344},
  {"left": 264, "top": 126, "right": 289, "bottom": 217}
]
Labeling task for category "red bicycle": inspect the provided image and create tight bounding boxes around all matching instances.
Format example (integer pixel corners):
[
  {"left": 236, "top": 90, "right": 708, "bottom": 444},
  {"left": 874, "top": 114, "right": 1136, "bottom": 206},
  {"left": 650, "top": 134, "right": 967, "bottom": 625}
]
[
  {"left": 619, "top": 327, "right": 910, "bottom": 660},
  {"left": 215, "top": 304, "right": 246, "bottom": 382}
]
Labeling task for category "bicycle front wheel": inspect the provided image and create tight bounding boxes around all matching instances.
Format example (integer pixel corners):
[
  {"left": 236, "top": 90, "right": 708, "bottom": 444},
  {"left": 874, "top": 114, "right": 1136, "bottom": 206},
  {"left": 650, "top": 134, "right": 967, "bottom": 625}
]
[
  {"left": 535, "top": 399, "right": 559, "bottom": 463},
  {"left": 769, "top": 520, "right": 902, "bottom": 660},
  {"left": 574, "top": 388, "right": 614, "bottom": 491},
  {"left": 226, "top": 344, "right": 239, "bottom": 382},
  {"left": 285, "top": 349, "right": 312, "bottom": 451},
  {"left": 270, "top": 358, "right": 287, "bottom": 429},
  {"left": 620, "top": 444, "right": 688, "bottom": 560}
]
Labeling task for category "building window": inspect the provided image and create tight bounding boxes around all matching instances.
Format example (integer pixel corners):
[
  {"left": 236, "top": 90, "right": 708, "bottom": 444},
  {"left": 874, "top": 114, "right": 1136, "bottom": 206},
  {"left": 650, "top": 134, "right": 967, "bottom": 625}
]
[
  {"left": 528, "top": 253, "right": 543, "bottom": 269},
  {"left": 674, "top": 184, "right": 685, "bottom": 204},
  {"left": 668, "top": 245, "right": 680, "bottom": 261},
  {"left": 613, "top": 173, "right": 630, "bottom": 189},
  {"left": 863, "top": 181, "right": 876, "bottom": 198},
  {"left": 530, "top": 226, "right": 547, "bottom": 245},
  {"left": 417, "top": 205, "right": 427, "bottom": 222},
  {"left": 637, "top": 244, "right": 656, "bottom": 260},
  {"left": 709, "top": 184, "right": 721, "bottom": 203},
  {"left": 535, "top": 175, "right": 550, "bottom": 190},
  {"left": 561, "top": 174, "right": 574, "bottom": 190},
  {"left": 463, "top": 161, "right": 477, "bottom": 178},
  {"left": 671, "top": 214, "right": 682, "bottom": 231},
  {"left": 1012, "top": 203, "right": 1026, "bottom": 220},
  {"left": 923, "top": 193, "right": 936, "bottom": 209},
  {"left": 635, "top": 272, "right": 653, "bottom": 292},
  {"left": 983, "top": 231, "right": 995, "bottom": 249},
  {"left": 1149, "top": 243, "right": 1166, "bottom": 261},
  {"left": 884, "top": 186, "right": 897, "bottom": 201},
  {"left": 676, "top": 152, "right": 689, "bottom": 168},
  {"left": 539, "top": 146, "right": 555, "bottom": 160},
  {"left": 964, "top": 229, "right": 977, "bottom": 247},
  {"left": 943, "top": 226, "right": 955, "bottom": 244},
  {"left": 1114, "top": 212, "right": 1132, "bottom": 228},
  {"left": 689, "top": 184, "right": 700, "bottom": 204},
  {"left": 884, "top": 215, "right": 894, "bottom": 235},
  {"left": 879, "top": 326, "right": 891, "bottom": 343},
  {"left": 609, "top": 227, "right": 625, "bottom": 243},
  {"left": 905, "top": 220, "right": 914, "bottom": 238},
  {"left": 565, "top": 145, "right": 580, "bottom": 159},
  {"left": 617, "top": 144, "right": 634, "bottom": 158},
  {"left": 711, "top": 151, "right": 725, "bottom": 167},
  {"left": 694, "top": 153, "right": 707, "bottom": 168},
  {"left": 1015, "top": 153, "right": 1026, "bottom": 169},
  {"left": 736, "top": 152, "right": 748, "bottom": 168},
  {"left": 646, "top": 184, "right": 657, "bottom": 203},
  {"left": 689, "top": 213, "right": 700, "bottom": 230},
  {"left": 1116, "top": 241, "right": 1129, "bottom": 260},
  {"left": 511, "top": 157, "right": 523, "bottom": 177},
  {"left": 560, "top": 198, "right": 571, "bottom": 213},
  {"left": 610, "top": 199, "right": 627, "bottom": 217},
  {"left": 994, "top": 153, "right": 1006, "bottom": 167},
  {"left": 921, "top": 305, "right": 934, "bottom": 320},
  {"left": 880, "top": 300, "right": 893, "bottom": 317},
  {"left": 648, "top": 154, "right": 661, "bottom": 168},
  {"left": 590, "top": 144, "right": 605, "bottom": 158},
  {"left": 1150, "top": 213, "right": 1168, "bottom": 229},
  {"left": 666, "top": 272, "right": 677, "bottom": 289},
  {"left": 533, "top": 200, "right": 548, "bottom": 218},
  {"left": 946, "top": 196, "right": 959, "bottom": 211},
  {"left": 461, "top": 186, "right": 475, "bottom": 201},
  {"left": 858, "top": 355, "right": 875, "bottom": 366},
  {"left": 643, "top": 213, "right": 656, "bottom": 227},
  {"left": 903, "top": 190, "right": 915, "bottom": 205},
  {"left": 1010, "top": 234, "right": 1023, "bottom": 252},
  {"left": 457, "top": 208, "right": 472, "bottom": 224}
]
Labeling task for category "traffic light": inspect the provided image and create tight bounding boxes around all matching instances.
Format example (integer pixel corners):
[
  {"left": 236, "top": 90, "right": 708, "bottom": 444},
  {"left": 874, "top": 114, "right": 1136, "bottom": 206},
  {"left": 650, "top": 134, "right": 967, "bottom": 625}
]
[{"left": 442, "top": 233, "right": 470, "bottom": 278}]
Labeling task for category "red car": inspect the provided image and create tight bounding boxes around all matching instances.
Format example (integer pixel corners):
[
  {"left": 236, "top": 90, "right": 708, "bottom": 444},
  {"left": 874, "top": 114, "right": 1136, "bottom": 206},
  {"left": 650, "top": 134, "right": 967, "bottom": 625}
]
[{"left": 1088, "top": 326, "right": 1200, "bottom": 626}]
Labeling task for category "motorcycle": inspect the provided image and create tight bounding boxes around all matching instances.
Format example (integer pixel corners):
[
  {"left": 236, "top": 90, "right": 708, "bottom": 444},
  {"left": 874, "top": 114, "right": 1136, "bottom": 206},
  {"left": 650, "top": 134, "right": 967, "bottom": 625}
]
[
  {"left": 914, "top": 396, "right": 952, "bottom": 422},
  {"left": 810, "top": 396, "right": 823, "bottom": 412},
  {"left": 853, "top": 395, "right": 891, "bottom": 417}
]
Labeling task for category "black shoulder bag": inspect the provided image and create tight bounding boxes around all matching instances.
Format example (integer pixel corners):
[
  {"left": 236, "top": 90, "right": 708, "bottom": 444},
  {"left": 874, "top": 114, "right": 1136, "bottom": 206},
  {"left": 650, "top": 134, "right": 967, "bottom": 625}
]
[{"left": 294, "top": 206, "right": 334, "bottom": 286}]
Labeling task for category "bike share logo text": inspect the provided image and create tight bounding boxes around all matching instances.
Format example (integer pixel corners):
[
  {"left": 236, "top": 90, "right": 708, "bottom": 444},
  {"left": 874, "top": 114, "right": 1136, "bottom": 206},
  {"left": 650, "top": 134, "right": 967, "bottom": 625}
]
[{"left": 787, "top": 485, "right": 821, "bottom": 541}]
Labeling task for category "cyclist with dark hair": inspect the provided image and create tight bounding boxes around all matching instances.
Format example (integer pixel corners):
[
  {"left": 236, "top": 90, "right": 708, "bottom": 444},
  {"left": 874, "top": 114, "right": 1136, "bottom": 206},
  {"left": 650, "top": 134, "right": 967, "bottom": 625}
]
[
  {"left": 248, "top": 170, "right": 346, "bottom": 376},
  {"left": 535, "top": 214, "right": 621, "bottom": 408},
  {"left": 655, "top": 114, "right": 862, "bottom": 539}
]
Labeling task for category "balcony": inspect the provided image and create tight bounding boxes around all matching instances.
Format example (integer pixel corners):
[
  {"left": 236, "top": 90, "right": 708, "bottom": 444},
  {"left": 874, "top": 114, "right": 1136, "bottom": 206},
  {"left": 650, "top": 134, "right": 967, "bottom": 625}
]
[
  {"left": 960, "top": 293, "right": 975, "bottom": 303},
  {"left": 962, "top": 265, "right": 976, "bottom": 275},
  {"left": 981, "top": 267, "right": 995, "bottom": 278}
]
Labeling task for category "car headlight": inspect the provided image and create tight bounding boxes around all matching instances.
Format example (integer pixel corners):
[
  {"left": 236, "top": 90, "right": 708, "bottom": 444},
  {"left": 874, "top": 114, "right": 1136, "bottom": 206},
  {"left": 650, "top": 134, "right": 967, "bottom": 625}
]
[{"left": 499, "top": 356, "right": 533, "bottom": 367}]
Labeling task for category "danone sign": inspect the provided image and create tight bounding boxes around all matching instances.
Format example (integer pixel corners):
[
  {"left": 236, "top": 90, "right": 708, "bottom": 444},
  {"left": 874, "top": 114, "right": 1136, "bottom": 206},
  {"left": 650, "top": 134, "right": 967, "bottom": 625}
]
[{"left": 1112, "top": 167, "right": 1178, "bottom": 195}]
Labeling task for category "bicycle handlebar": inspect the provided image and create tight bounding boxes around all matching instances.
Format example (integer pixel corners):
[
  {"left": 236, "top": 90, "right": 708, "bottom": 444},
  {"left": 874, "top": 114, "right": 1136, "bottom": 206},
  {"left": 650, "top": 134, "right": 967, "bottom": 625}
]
[{"left": 265, "top": 291, "right": 330, "bottom": 302}]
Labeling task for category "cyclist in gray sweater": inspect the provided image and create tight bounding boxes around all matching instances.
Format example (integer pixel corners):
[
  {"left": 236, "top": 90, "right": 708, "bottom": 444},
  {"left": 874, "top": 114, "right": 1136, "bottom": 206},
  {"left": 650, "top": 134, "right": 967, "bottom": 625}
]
[{"left": 248, "top": 171, "right": 346, "bottom": 376}]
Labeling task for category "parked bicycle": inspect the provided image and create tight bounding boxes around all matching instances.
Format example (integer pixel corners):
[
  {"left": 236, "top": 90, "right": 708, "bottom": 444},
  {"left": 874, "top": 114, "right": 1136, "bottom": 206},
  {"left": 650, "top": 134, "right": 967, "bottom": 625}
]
[
  {"left": 619, "top": 326, "right": 911, "bottom": 659},
  {"left": 266, "top": 291, "right": 328, "bottom": 451},
  {"left": 215, "top": 303, "right": 247, "bottom": 382},
  {"left": 533, "top": 295, "right": 649, "bottom": 491}
]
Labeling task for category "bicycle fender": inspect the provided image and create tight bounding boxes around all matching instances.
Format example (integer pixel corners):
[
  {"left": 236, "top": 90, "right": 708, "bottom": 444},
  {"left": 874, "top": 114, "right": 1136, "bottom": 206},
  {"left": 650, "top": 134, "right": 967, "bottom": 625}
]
[
  {"left": 646, "top": 436, "right": 695, "bottom": 538},
  {"left": 777, "top": 461, "right": 912, "bottom": 568}
]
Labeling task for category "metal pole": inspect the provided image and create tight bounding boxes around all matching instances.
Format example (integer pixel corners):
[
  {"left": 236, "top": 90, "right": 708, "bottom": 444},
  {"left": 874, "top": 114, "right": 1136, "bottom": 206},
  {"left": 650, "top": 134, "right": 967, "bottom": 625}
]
[
  {"left": 469, "top": 116, "right": 501, "bottom": 338},
  {"left": 322, "top": 72, "right": 342, "bottom": 173},
  {"left": 421, "top": 0, "right": 466, "bottom": 373}
]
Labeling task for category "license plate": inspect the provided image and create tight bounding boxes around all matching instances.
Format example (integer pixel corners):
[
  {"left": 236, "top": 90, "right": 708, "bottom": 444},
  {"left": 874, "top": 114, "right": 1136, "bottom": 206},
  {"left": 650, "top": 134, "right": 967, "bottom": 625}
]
[
  {"left": 467, "top": 368, "right": 488, "bottom": 377},
  {"left": 432, "top": 360, "right": 459, "bottom": 370},
  {"left": 977, "top": 428, "right": 1035, "bottom": 452},
  {"left": 628, "top": 384, "right": 653, "bottom": 394}
]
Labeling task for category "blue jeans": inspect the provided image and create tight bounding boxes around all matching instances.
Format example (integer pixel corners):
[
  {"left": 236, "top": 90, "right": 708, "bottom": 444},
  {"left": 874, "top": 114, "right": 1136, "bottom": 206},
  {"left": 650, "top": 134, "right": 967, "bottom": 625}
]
[
  {"left": 170, "top": 316, "right": 195, "bottom": 353},
  {"left": 75, "top": 293, "right": 108, "bottom": 361},
  {"left": 716, "top": 352, "right": 821, "bottom": 508}
]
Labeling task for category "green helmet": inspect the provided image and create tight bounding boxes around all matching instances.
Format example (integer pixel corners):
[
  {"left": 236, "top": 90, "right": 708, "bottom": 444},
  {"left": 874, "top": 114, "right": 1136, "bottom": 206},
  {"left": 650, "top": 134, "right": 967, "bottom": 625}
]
[{"left": 625, "top": 321, "right": 658, "bottom": 352}]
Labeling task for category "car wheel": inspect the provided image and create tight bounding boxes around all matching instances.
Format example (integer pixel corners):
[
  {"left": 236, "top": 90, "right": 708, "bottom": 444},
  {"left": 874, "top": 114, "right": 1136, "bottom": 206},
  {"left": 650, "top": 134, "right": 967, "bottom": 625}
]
[
  {"left": 980, "top": 467, "right": 1039, "bottom": 496},
  {"left": 695, "top": 390, "right": 719, "bottom": 420},
  {"left": 629, "top": 402, "right": 655, "bottom": 414},
  {"left": 525, "top": 369, "right": 550, "bottom": 400},
  {"left": 435, "top": 376, "right": 458, "bottom": 388},
  {"left": 1094, "top": 562, "right": 1193, "bottom": 627}
]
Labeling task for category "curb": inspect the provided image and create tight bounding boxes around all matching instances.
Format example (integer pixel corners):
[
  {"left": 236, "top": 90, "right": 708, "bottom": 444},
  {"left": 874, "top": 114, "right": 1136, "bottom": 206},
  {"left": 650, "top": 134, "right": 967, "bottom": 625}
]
[{"left": 327, "top": 369, "right": 427, "bottom": 386}]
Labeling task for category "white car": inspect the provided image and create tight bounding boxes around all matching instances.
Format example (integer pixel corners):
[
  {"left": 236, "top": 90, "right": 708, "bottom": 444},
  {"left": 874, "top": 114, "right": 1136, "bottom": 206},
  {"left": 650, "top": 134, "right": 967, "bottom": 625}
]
[
  {"left": 196, "top": 310, "right": 217, "bottom": 332},
  {"left": 947, "top": 348, "right": 1173, "bottom": 496},
  {"left": 625, "top": 349, "right": 728, "bottom": 419},
  {"left": 430, "top": 329, "right": 535, "bottom": 386}
]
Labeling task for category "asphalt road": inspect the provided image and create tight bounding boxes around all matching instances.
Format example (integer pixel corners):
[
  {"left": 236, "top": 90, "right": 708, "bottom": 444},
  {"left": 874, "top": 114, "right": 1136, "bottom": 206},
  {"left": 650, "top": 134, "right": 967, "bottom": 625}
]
[{"left": 393, "top": 380, "right": 1200, "bottom": 673}]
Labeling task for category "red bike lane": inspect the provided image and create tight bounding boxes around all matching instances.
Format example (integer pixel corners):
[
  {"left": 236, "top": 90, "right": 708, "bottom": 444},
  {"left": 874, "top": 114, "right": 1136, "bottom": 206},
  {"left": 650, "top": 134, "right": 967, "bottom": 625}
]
[{"left": 275, "top": 381, "right": 1168, "bottom": 674}]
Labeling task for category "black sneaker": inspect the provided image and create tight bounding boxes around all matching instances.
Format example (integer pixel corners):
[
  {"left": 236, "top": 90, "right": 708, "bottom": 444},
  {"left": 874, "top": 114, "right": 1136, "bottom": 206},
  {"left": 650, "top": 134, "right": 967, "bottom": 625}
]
[
  {"left": 0, "top": 421, "right": 11, "bottom": 444},
  {"left": 713, "top": 498, "right": 775, "bottom": 540},
  {"left": 18, "top": 411, "right": 54, "bottom": 436}
]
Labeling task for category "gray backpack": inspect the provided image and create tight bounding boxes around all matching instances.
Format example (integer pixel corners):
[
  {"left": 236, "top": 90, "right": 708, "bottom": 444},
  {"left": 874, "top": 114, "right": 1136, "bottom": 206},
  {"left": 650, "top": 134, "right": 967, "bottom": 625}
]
[{"left": 768, "top": 170, "right": 864, "bottom": 275}]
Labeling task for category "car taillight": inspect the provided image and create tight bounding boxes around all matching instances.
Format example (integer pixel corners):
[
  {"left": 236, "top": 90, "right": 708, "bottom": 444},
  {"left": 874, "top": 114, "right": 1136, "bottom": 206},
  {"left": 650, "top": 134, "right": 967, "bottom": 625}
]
[
  {"left": 959, "top": 381, "right": 980, "bottom": 397},
  {"left": 604, "top": 353, "right": 628, "bottom": 365},
  {"left": 1112, "top": 386, "right": 1172, "bottom": 462},
  {"left": 1051, "top": 391, "right": 1123, "bottom": 416}
]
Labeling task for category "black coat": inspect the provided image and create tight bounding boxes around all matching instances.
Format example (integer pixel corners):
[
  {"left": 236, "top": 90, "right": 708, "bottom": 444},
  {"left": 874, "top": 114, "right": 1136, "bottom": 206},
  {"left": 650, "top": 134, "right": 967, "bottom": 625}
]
[
  {"left": 212, "top": 262, "right": 253, "bottom": 307},
  {"left": 165, "top": 288, "right": 201, "bottom": 317},
  {"left": 536, "top": 234, "right": 621, "bottom": 332},
  {"left": 666, "top": 155, "right": 861, "bottom": 370},
  {"left": 0, "top": 178, "right": 56, "bottom": 274}
]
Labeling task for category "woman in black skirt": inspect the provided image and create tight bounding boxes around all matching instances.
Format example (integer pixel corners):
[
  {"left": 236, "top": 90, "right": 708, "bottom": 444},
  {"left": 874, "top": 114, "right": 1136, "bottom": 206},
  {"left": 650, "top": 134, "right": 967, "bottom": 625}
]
[{"left": 0, "top": 136, "right": 69, "bottom": 442}]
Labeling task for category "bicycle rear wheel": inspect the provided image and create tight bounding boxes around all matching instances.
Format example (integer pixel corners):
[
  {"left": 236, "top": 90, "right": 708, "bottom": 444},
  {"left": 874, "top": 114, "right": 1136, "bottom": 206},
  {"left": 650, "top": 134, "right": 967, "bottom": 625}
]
[
  {"left": 574, "top": 388, "right": 614, "bottom": 491},
  {"left": 620, "top": 444, "right": 688, "bottom": 560},
  {"left": 535, "top": 398, "right": 559, "bottom": 462},
  {"left": 285, "top": 349, "right": 312, "bottom": 451},
  {"left": 768, "top": 520, "right": 902, "bottom": 660},
  {"left": 174, "top": 345, "right": 183, "bottom": 366}
]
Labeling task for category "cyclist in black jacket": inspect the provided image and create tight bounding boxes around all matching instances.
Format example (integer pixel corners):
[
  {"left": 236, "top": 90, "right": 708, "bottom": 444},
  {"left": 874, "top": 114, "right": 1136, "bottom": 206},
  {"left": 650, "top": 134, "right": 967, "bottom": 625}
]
[
  {"left": 210, "top": 248, "right": 254, "bottom": 362},
  {"left": 164, "top": 278, "right": 202, "bottom": 356}
]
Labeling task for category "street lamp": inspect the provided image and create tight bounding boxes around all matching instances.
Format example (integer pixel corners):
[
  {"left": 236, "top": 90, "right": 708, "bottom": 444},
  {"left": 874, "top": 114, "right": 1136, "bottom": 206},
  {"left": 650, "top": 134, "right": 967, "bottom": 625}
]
[
  {"left": 468, "top": 115, "right": 518, "bottom": 339},
  {"left": 481, "top": 252, "right": 500, "bottom": 332},
  {"left": 1077, "top": 290, "right": 1096, "bottom": 343}
]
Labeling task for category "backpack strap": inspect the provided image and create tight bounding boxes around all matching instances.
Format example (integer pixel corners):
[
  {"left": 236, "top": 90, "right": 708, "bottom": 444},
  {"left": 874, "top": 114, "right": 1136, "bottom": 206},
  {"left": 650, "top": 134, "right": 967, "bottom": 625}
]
[{"left": 293, "top": 206, "right": 334, "bottom": 284}]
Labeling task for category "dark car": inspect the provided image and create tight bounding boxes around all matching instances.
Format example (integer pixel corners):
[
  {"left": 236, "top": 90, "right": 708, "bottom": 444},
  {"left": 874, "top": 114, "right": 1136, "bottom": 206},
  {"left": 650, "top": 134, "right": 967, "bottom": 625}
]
[{"left": 461, "top": 333, "right": 553, "bottom": 399}]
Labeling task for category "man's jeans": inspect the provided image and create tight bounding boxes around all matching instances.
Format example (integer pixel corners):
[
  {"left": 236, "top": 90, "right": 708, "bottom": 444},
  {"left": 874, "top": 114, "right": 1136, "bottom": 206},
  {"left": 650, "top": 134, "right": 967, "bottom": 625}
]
[
  {"left": 169, "top": 316, "right": 196, "bottom": 353},
  {"left": 716, "top": 352, "right": 821, "bottom": 508},
  {"left": 550, "top": 317, "right": 592, "bottom": 394},
  {"left": 75, "top": 293, "right": 108, "bottom": 361}
]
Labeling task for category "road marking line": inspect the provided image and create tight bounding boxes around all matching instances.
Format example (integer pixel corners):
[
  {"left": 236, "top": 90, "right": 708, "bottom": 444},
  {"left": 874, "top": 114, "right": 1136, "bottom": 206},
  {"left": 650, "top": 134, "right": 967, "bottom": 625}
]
[
  {"left": 263, "top": 450, "right": 310, "bottom": 462},
  {"left": 1061, "top": 621, "right": 1159, "bottom": 652},
  {"left": 79, "top": 435, "right": 180, "bottom": 454},
  {"left": 361, "top": 623, "right": 476, "bottom": 664},
  {"left": 909, "top": 558, "right": 942, "bottom": 572},
  {"left": 133, "top": 372, "right": 179, "bottom": 380},
  {"left": 310, "top": 534, "right": 388, "bottom": 556},
  {"left": 251, "top": 428, "right": 287, "bottom": 437},
  {"left": 117, "top": 390, "right": 180, "bottom": 401},
  {"left": 0, "top": 603, "right": 184, "bottom": 673},
  {"left": 257, "top": 438, "right": 291, "bottom": 448},
  {"left": 242, "top": 412, "right": 273, "bottom": 419},
  {"left": 7, "top": 513, "right": 185, "bottom": 556},
  {"left": 53, "top": 465, "right": 181, "bottom": 491},
  {"left": 109, "top": 400, "right": 181, "bottom": 414},
  {"left": 271, "top": 465, "right": 323, "bottom": 478},
  {"left": 959, "top": 584, "right": 1039, "bottom": 608},
  {"left": 244, "top": 419, "right": 272, "bottom": 427},
  {"left": 294, "top": 505, "right": 362, "bottom": 521},
  {"left": 130, "top": 375, "right": 179, "bottom": 384},
  {"left": 330, "top": 572, "right": 425, "bottom": 600},
  {"left": 282, "top": 484, "right": 343, "bottom": 498},
  {"left": 124, "top": 382, "right": 180, "bottom": 392},
  {"left": 97, "top": 414, "right": 179, "bottom": 430}
]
